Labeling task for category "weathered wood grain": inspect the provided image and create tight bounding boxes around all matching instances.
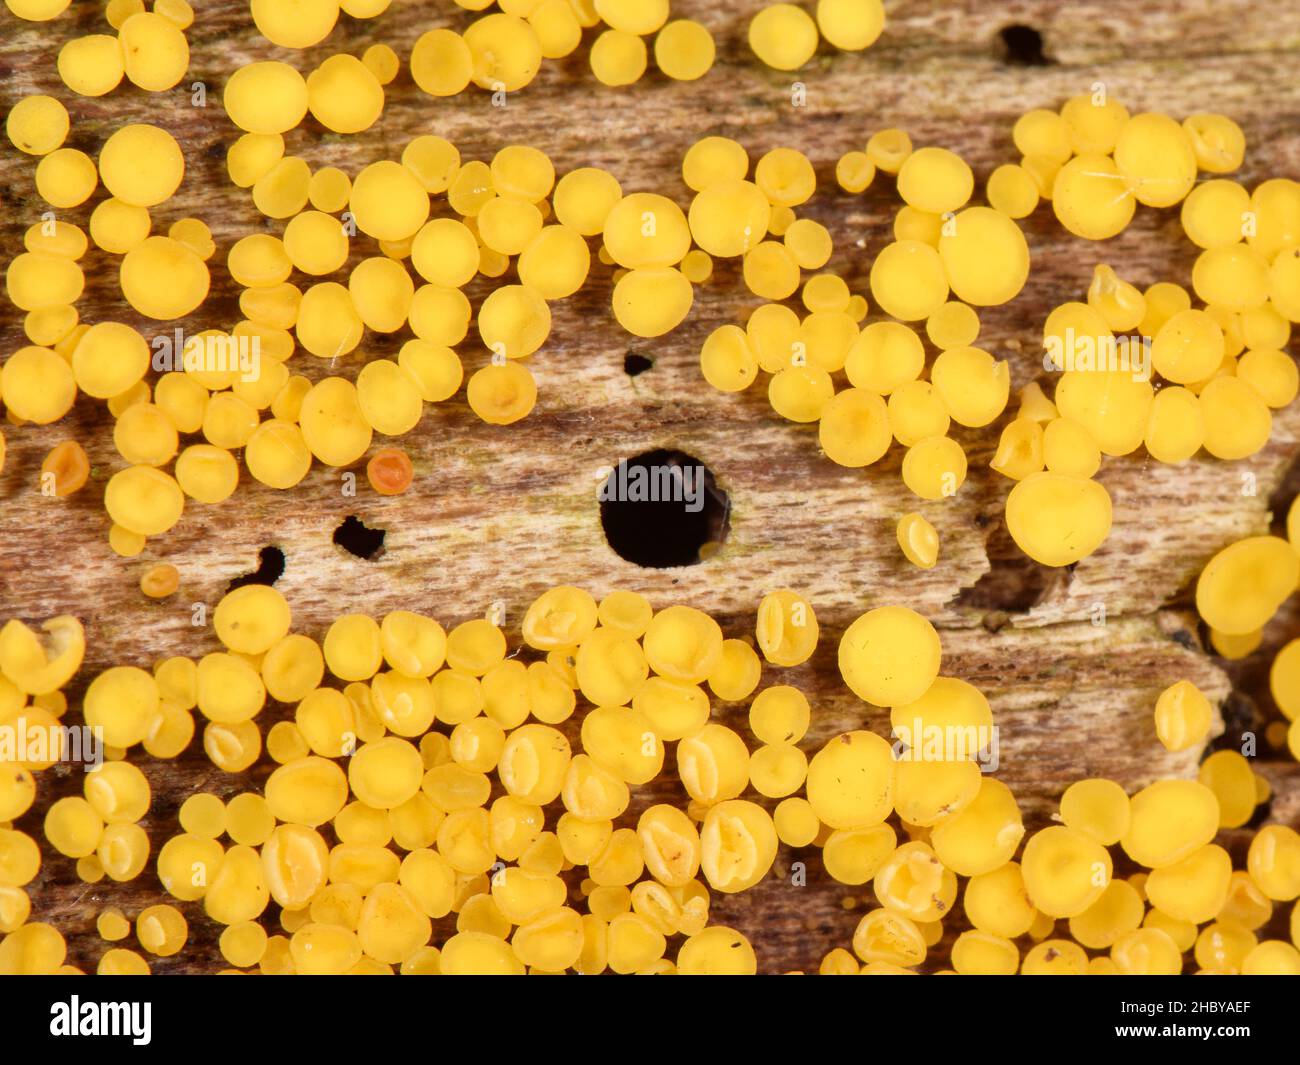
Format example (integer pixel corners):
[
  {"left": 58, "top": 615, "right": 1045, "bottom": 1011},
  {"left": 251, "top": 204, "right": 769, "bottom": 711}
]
[{"left": 2, "top": 0, "right": 1299, "bottom": 973}]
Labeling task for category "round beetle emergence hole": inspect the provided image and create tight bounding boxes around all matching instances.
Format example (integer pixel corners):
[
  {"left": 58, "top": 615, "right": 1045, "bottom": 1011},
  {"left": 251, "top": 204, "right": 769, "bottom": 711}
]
[{"left": 599, "top": 448, "right": 730, "bottom": 568}]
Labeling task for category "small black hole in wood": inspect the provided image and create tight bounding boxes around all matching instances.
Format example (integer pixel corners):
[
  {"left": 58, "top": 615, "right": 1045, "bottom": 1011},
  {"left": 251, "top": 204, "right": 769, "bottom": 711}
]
[
  {"left": 334, "top": 515, "right": 386, "bottom": 560},
  {"left": 226, "top": 546, "right": 285, "bottom": 592},
  {"left": 624, "top": 353, "right": 654, "bottom": 377},
  {"left": 999, "top": 24, "right": 1050, "bottom": 66},
  {"left": 599, "top": 449, "right": 729, "bottom": 568}
]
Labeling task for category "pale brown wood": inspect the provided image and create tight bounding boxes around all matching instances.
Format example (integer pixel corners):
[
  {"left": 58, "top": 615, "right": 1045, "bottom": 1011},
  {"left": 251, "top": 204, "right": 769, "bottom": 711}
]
[{"left": 1, "top": 0, "right": 1299, "bottom": 973}]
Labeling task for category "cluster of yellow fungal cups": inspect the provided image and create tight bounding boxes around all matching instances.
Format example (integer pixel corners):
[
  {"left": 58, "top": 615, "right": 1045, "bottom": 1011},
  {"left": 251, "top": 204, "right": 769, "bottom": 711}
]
[
  {"left": 3, "top": 0, "right": 885, "bottom": 557},
  {"left": 1, "top": 0, "right": 1299, "bottom": 977},
  {"left": 700, "top": 95, "right": 1298, "bottom": 573},
  {"left": 8, "top": 0, "right": 1290, "bottom": 567},
  {"left": 2, "top": 584, "right": 1299, "bottom": 975},
  {"left": 1196, "top": 511, "right": 1300, "bottom": 767}
]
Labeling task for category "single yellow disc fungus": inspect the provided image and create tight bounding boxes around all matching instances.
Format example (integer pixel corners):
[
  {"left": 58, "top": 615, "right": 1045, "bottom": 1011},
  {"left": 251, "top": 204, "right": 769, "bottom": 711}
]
[
  {"left": 818, "top": 388, "right": 892, "bottom": 467},
  {"left": 250, "top": 0, "right": 339, "bottom": 49},
  {"left": 1144, "top": 386, "right": 1205, "bottom": 464},
  {"left": 938, "top": 207, "right": 1030, "bottom": 307},
  {"left": 1152, "top": 309, "right": 1226, "bottom": 384},
  {"left": 748, "top": 4, "right": 819, "bottom": 70},
  {"left": 654, "top": 19, "right": 715, "bottom": 80},
  {"left": 119, "top": 12, "right": 189, "bottom": 92},
  {"left": 1052, "top": 154, "right": 1136, "bottom": 240},
  {"left": 699, "top": 799, "right": 777, "bottom": 892},
  {"left": 1113, "top": 112, "right": 1197, "bottom": 209},
  {"left": 1196, "top": 536, "right": 1298, "bottom": 635},
  {"left": 464, "top": 13, "right": 543, "bottom": 91},
  {"left": 931, "top": 346, "right": 1010, "bottom": 428},
  {"left": 902, "top": 435, "right": 967, "bottom": 500},
  {"left": 467, "top": 363, "right": 538, "bottom": 425},
  {"left": 349, "top": 161, "right": 430, "bottom": 243},
  {"left": 1021, "top": 825, "right": 1113, "bottom": 918},
  {"left": 1153, "top": 680, "right": 1214, "bottom": 753},
  {"left": 224, "top": 62, "right": 308, "bottom": 135},
  {"left": 1199, "top": 749, "right": 1259, "bottom": 829},
  {"left": 1005, "top": 472, "right": 1112, "bottom": 567},
  {"left": 6, "top": 0, "right": 71, "bottom": 20},
  {"left": 839, "top": 606, "right": 941, "bottom": 707},
  {"left": 930, "top": 777, "right": 1024, "bottom": 878},
  {"left": 883, "top": 382, "right": 946, "bottom": 447},
  {"left": 307, "top": 54, "right": 384, "bottom": 134},
  {"left": 815, "top": 0, "right": 885, "bottom": 50},
  {"left": 120, "top": 237, "right": 209, "bottom": 320},
  {"left": 98, "top": 123, "right": 183, "bottom": 208},
  {"left": 33, "top": 147, "right": 98, "bottom": 209},
  {"left": 869, "top": 240, "right": 948, "bottom": 322},
  {"left": 1199, "top": 376, "right": 1272, "bottom": 460},
  {"left": 1121, "top": 779, "right": 1220, "bottom": 869},
  {"left": 897, "top": 147, "right": 973, "bottom": 215},
  {"left": 6, "top": 95, "right": 69, "bottom": 156},
  {"left": 604, "top": 192, "right": 691, "bottom": 269}
]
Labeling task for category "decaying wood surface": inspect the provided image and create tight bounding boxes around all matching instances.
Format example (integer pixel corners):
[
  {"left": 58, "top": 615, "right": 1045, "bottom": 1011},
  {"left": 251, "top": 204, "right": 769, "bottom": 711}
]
[{"left": 1, "top": 0, "right": 1299, "bottom": 973}]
